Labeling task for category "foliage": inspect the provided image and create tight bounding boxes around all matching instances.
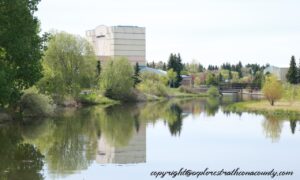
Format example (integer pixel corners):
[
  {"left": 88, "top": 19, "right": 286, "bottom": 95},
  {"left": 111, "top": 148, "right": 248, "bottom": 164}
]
[
  {"left": 262, "top": 75, "right": 284, "bottom": 106},
  {"left": 206, "top": 72, "right": 218, "bottom": 85},
  {"left": 100, "top": 57, "right": 134, "bottom": 100},
  {"left": 207, "top": 86, "right": 220, "bottom": 97},
  {"left": 167, "top": 53, "right": 183, "bottom": 87},
  {"left": 286, "top": 56, "right": 298, "bottom": 84},
  {"left": 78, "top": 92, "right": 118, "bottom": 105},
  {"left": 133, "top": 62, "right": 141, "bottom": 87},
  {"left": 96, "top": 60, "right": 101, "bottom": 77},
  {"left": 20, "top": 87, "right": 54, "bottom": 117},
  {"left": 137, "top": 72, "right": 168, "bottom": 97},
  {"left": 0, "top": 0, "right": 45, "bottom": 107},
  {"left": 283, "top": 84, "right": 300, "bottom": 104},
  {"left": 37, "top": 32, "right": 97, "bottom": 102},
  {"left": 167, "top": 69, "right": 177, "bottom": 87}
]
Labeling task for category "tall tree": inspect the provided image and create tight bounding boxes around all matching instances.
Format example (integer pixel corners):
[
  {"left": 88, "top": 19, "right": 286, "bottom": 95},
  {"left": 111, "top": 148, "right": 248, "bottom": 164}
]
[
  {"left": 96, "top": 60, "right": 101, "bottom": 77},
  {"left": 167, "top": 53, "right": 183, "bottom": 87},
  {"left": 37, "top": 32, "right": 97, "bottom": 101},
  {"left": 100, "top": 58, "right": 134, "bottom": 100},
  {"left": 286, "top": 56, "right": 298, "bottom": 84},
  {"left": 0, "top": 0, "right": 45, "bottom": 107},
  {"left": 133, "top": 62, "right": 141, "bottom": 87}
]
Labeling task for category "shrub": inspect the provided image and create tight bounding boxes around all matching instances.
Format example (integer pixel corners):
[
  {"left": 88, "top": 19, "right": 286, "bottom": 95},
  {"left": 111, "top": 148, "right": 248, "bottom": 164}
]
[
  {"left": 137, "top": 80, "right": 168, "bottom": 97},
  {"left": 20, "top": 87, "right": 54, "bottom": 117},
  {"left": 100, "top": 57, "right": 134, "bottom": 101},
  {"left": 137, "top": 72, "right": 168, "bottom": 97},
  {"left": 207, "top": 86, "right": 220, "bottom": 97},
  {"left": 178, "top": 86, "right": 197, "bottom": 94}
]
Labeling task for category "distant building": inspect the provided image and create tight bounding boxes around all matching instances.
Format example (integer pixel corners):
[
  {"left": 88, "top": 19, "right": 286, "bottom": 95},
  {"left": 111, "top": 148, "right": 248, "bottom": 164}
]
[
  {"left": 264, "top": 66, "right": 289, "bottom": 82},
  {"left": 86, "top": 25, "right": 146, "bottom": 65}
]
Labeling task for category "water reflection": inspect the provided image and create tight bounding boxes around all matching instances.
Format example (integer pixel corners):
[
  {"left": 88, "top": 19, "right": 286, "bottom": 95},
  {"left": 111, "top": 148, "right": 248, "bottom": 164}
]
[
  {"left": 0, "top": 95, "right": 299, "bottom": 179},
  {"left": 0, "top": 125, "right": 44, "bottom": 180}
]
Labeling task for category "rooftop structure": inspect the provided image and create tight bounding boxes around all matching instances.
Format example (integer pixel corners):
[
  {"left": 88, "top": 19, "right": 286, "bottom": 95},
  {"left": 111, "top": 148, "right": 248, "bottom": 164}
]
[
  {"left": 86, "top": 25, "right": 146, "bottom": 65},
  {"left": 264, "top": 66, "right": 289, "bottom": 82}
]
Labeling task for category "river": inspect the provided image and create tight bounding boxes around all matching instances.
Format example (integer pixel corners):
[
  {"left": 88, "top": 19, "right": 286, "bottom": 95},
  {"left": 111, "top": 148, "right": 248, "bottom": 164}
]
[{"left": 0, "top": 94, "right": 299, "bottom": 180}]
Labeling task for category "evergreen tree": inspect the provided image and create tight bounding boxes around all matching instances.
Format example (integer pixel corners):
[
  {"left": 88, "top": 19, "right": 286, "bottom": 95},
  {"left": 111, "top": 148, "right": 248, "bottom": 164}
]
[
  {"left": 167, "top": 53, "right": 183, "bottom": 87},
  {"left": 162, "top": 62, "right": 167, "bottom": 71},
  {"left": 286, "top": 56, "right": 298, "bottom": 84},
  {"left": 96, "top": 60, "right": 101, "bottom": 77},
  {"left": 133, "top": 62, "right": 141, "bottom": 87},
  {"left": 198, "top": 64, "right": 204, "bottom": 72}
]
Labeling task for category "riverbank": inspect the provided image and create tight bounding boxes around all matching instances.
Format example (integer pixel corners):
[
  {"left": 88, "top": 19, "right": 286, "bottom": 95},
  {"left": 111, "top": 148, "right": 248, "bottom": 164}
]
[{"left": 225, "top": 100, "right": 300, "bottom": 117}]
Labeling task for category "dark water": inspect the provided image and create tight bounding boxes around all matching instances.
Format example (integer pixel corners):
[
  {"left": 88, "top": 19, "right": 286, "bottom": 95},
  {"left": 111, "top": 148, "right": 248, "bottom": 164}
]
[{"left": 0, "top": 95, "right": 299, "bottom": 180}]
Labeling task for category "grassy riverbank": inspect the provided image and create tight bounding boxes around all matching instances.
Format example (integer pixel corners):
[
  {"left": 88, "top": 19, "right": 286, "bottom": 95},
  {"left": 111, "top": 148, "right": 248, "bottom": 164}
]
[{"left": 225, "top": 100, "right": 300, "bottom": 116}]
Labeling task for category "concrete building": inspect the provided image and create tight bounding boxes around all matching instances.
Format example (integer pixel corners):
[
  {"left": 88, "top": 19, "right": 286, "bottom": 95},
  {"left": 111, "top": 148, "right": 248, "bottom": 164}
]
[
  {"left": 86, "top": 25, "right": 146, "bottom": 65},
  {"left": 264, "top": 66, "right": 289, "bottom": 82}
]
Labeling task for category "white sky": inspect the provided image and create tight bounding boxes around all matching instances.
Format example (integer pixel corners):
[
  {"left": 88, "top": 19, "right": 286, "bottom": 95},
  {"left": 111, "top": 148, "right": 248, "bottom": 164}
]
[{"left": 36, "top": 0, "right": 300, "bottom": 67}]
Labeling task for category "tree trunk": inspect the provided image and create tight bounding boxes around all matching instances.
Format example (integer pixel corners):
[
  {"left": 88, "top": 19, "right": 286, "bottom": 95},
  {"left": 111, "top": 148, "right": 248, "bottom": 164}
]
[{"left": 271, "top": 100, "right": 274, "bottom": 106}]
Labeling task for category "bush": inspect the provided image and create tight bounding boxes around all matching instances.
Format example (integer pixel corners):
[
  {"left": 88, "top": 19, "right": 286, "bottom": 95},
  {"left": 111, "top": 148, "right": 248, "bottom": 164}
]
[
  {"left": 207, "top": 86, "right": 220, "bottom": 97},
  {"left": 137, "top": 80, "right": 168, "bottom": 97},
  {"left": 78, "top": 92, "right": 117, "bottom": 105},
  {"left": 178, "top": 86, "right": 198, "bottom": 94},
  {"left": 100, "top": 57, "right": 134, "bottom": 101},
  {"left": 20, "top": 87, "right": 54, "bottom": 117},
  {"left": 137, "top": 72, "right": 168, "bottom": 97}
]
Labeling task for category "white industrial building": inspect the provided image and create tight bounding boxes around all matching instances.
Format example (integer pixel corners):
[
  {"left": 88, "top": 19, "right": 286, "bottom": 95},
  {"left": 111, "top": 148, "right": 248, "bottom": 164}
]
[
  {"left": 86, "top": 25, "right": 146, "bottom": 65},
  {"left": 264, "top": 66, "right": 289, "bottom": 82}
]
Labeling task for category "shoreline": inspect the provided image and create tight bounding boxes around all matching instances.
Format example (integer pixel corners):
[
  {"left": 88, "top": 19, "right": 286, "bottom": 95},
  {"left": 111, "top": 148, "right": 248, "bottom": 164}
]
[{"left": 225, "top": 100, "right": 300, "bottom": 117}]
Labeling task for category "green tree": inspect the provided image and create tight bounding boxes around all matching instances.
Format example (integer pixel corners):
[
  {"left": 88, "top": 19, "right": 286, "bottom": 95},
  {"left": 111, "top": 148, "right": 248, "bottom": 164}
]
[
  {"left": 286, "top": 56, "right": 298, "bottom": 84},
  {"left": 133, "top": 62, "right": 141, "bottom": 87},
  {"left": 96, "top": 60, "right": 101, "bottom": 77},
  {"left": 167, "top": 53, "right": 183, "bottom": 87},
  {"left": 0, "top": 0, "right": 45, "bottom": 107},
  {"left": 206, "top": 72, "right": 218, "bottom": 86},
  {"left": 229, "top": 70, "right": 233, "bottom": 80},
  {"left": 37, "top": 32, "right": 97, "bottom": 101},
  {"left": 262, "top": 75, "right": 284, "bottom": 106},
  {"left": 100, "top": 57, "right": 134, "bottom": 100},
  {"left": 162, "top": 63, "right": 167, "bottom": 71},
  {"left": 167, "top": 69, "right": 177, "bottom": 87}
]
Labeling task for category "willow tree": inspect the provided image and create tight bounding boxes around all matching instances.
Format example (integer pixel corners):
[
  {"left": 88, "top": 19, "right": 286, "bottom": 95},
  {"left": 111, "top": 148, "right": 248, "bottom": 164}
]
[
  {"left": 262, "top": 75, "right": 283, "bottom": 106},
  {"left": 38, "top": 32, "right": 97, "bottom": 101},
  {"left": 100, "top": 57, "right": 134, "bottom": 100}
]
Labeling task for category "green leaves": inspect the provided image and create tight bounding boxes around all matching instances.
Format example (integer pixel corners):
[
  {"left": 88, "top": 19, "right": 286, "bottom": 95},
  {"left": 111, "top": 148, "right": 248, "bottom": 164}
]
[
  {"left": 100, "top": 57, "right": 134, "bottom": 100},
  {"left": 0, "top": 0, "right": 44, "bottom": 107},
  {"left": 38, "top": 32, "right": 97, "bottom": 102}
]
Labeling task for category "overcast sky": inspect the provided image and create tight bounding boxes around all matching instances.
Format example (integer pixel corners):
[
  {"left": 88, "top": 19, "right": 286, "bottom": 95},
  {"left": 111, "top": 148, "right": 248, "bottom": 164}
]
[{"left": 36, "top": 0, "right": 300, "bottom": 67}]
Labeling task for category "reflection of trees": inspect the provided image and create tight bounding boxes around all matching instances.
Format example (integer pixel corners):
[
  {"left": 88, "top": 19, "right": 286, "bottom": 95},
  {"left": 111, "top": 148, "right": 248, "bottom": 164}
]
[
  {"left": 262, "top": 115, "right": 283, "bottom": 142},
  {"left": 165, "top": 104, "right": 183, "bottom": 136},
  {"left": 99, "top": 105, "right": 136, "bottom": 147},
  {"left": 205, "top": 98, "right": 219, "bottom": 116},
  {"left": 23, "top": 108, "right": 99, "bottom": 175},
  {"left": 0, "top": 125, "right": 44, "bottom": 180},
  {"left": 289, "top": 120, "right": 297, "bottom": 134}
]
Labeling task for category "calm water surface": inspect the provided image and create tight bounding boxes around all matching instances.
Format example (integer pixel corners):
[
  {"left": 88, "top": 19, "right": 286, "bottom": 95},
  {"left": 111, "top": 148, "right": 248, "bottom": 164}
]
[{"left": 0, "top": 95, "right": 299, "bottom": 180}]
